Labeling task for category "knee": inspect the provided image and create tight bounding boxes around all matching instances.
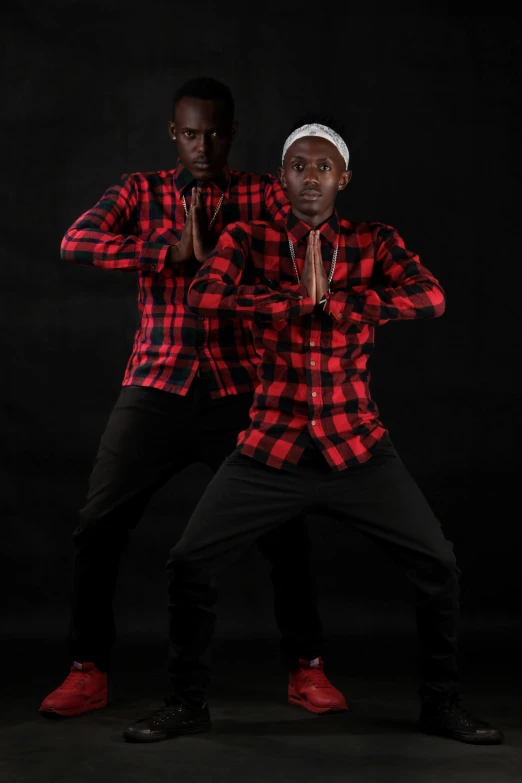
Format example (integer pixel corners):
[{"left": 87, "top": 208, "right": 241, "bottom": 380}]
[
  {"left": 425, "top": 543, "right": 460, "bottom": 589},
  {"left": 437, "top": 542, "right": 458, "bottom": 576},
  {"left": 166, "top": 538, "right": 202, "bottom": 580},
  {"left": 166, "top": 542, "right": 217, "bottom": 605},
  {"left": 73, "top": 510, "right": 128, "bottom": 551}
]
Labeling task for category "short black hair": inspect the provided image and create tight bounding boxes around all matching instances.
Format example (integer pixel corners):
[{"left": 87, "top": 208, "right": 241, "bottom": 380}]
[
  {"left": 173, "top": 76, "right": 235, "bottom": 120},
  {"left": 290, "top": 112, "right": 346, "bottom": 139}
]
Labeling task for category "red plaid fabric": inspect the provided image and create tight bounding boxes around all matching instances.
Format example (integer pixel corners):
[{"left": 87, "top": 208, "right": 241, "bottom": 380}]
[
  {"left": 61, "top": 162, "right": 288, "bottom": 398},
  {"left": 188, "top": 210, "right": 446, "bottom": 471}
]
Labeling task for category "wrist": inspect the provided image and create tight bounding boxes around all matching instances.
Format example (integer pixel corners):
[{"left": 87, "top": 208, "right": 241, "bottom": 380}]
[{"left": 169, "top": 244, "right": 191, "bottom": 264}]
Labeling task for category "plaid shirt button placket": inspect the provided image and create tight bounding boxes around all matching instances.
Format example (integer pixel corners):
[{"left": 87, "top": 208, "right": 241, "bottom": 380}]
[
  {"left": 188, "top": 210, "right": 446, "bottom": 472},
  {"left": 60, "top": 162, "right": 289, "bottom": 398}
]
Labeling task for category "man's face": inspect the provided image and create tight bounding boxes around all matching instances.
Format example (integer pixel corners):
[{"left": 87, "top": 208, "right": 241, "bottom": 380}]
[
  {"left": 169, "top": 97, "right": 237, "bottom": 181},
  {"left": 279, "top": 136, "right": 351, "bottom": 221}
]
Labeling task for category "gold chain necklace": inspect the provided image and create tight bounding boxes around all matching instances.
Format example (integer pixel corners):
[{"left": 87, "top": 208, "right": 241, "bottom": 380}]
[{"left": 181, "top": 192, "right": 225, "bottom": 229}]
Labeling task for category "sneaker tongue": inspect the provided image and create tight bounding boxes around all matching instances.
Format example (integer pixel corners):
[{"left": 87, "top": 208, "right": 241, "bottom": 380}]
[{"left": 73, "top": 661, "right": 94, "bottom": 672}]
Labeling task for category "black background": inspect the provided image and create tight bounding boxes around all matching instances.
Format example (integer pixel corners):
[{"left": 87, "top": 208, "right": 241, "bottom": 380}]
[{"left": 3, "top": 6, "right": 521, "bottom": 654}]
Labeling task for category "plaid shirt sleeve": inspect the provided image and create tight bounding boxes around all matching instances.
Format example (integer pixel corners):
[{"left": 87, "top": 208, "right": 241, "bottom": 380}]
[
  {"left": 60, "top": 173, "right": 171, "bottom": 273},
  {"left": 188, "top": 223, "right": 314, "bottom": 321},
  {"left": 262, "top": 175, "right": 290, "bottom": 222},
  {"left": 323, "top": 223, "right": 446, "bottom": 326}
]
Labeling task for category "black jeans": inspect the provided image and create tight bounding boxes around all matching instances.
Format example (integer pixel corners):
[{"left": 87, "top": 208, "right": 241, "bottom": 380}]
[
  {"left": 166, "top": 438, "right": 460, "bottom": 707},
  {"left": 68, "top": 382, "right": 323, "bottom": 670}
]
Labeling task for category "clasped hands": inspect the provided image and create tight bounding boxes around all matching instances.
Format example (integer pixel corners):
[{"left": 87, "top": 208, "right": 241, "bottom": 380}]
[
  {"left": 301, "top": 230, "right": 329, "bottom": 305},
  {"left": 168, "top": 187, "right": 216, "bottom": 265}
]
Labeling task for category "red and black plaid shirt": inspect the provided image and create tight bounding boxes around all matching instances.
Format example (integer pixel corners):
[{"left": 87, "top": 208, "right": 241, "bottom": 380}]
[
  {"left": 188, "top": 210, "right": 446, "bottom": 471},
  {"left": 61, "top": 162, "right": 288, "bottom": 397}
]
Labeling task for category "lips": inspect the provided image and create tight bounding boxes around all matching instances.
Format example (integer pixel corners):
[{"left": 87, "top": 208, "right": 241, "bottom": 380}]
[
  {"left": 301, "top": 190, "right": 322, "bottom": 200},
  {"left": 193, "top": 159, "right": 212, "bottom": 168}
]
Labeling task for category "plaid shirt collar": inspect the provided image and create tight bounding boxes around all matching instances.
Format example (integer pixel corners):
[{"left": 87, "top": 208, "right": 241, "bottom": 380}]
[
  {"left": 285, "top": 209, "right": 340, "bottom": 247},
  {"left": 173, "top": 159, "right": 231, "bottom": 197}
]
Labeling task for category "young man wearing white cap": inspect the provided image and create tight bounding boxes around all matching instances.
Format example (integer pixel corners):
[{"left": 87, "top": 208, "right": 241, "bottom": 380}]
[{"left": 123, "top": 117, "right": 503, "bottom": 746}]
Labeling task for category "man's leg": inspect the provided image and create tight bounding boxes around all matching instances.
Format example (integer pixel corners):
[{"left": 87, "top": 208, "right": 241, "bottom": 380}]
[
  {"left": 319, "top": 434, "right": 502, "bottom": 744},
  {"left": 194, "top": 391, "right": 343, "bottom": 713},
  {"left": 40, "top": 386, "right": 194, "bottom": 716},
  {"left": 123, "top": 451, "right": 310, "bottom": 742}
]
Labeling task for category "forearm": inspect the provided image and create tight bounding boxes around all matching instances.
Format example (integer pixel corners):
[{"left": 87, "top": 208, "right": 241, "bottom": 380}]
[
  {"left": 189, "top": 276, "right": 313, "bottom": 320},
  {"left": 60, "top": 174, "right": 169, "bottom": 273},
  {"left": 324, "top": 277, "right": 446, "bottom": 326},
  {"left": 61, "top": 225, "right": 170, "bottom": 272}
]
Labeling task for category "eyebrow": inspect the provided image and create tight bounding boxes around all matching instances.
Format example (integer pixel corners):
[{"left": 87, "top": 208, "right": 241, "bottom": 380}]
[
  {"left": 178, "top": 126, "right": 220, "bottom": 132},
  {"left": 289, "top": 155, "right": 334, "bottom": 163}
]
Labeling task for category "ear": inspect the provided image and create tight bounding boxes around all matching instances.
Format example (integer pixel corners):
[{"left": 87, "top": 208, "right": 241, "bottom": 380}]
[
  {"left": 168, "top": 120, "right": 176, "bottom": 140},
  {"left": 337, "top": 170, "right": 352, "bottom": 191},
  {"left": 231, "top": 120, "right": 239, "bottom": 138},
  {"left": 278, "top": 167, "right": 287, "bottom": 189}
]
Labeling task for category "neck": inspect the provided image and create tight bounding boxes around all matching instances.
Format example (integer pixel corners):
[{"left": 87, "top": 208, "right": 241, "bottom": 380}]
[{"left": 290, "top": 207, "right": 334, "bottom": 228}]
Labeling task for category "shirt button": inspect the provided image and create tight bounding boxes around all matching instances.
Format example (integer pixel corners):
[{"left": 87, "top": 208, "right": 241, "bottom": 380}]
[
  {"left": 310, "top": 360, "right": 315, "bottom": 366},
  {"left": 311, "top": 420, "right": 316, "bottom": 426},
  {"left": 311, "top": 392, "right": 317, "bottom": 397},
  {"left": 337, "top": 312, "right": 343, "bottom": 319},
  {"left": 309, "top": 341, "right": 315, "bottom": 347}
]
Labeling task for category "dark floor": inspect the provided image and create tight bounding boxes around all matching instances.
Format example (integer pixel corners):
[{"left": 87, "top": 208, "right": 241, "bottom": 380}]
[{"left": 1, "top": 630, "right": 520, "bottom": 783}]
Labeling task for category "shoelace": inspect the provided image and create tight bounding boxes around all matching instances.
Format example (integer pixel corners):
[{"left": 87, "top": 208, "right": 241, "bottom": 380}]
[
  {"left": 147, "top": 702, "right": 186, "bottom": 724},
  {"left": 60, "top": 668, "right": 89, "bottom": 691},
  {"left": 440, "top": 700, "right": 487, "bottom": 728},
  {"left": 303, "top": 667, "right": 331, "bottom": 689}
]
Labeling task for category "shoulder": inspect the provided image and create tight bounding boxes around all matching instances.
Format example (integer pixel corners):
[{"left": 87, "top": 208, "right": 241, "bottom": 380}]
[
  {"left": 339, "top": 219, "right": 398, "bottom": 242},
  {"left": 228, "top": 169, "right": 279, "bottom": 189},
  {"left": 121, "top": 169, "right": 175, "bottom": 190},
  {"left": 220, "top": 219, "right": 281, "bottom": 244}
]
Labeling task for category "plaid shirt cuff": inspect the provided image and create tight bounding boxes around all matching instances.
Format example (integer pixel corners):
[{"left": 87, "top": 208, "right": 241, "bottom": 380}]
[
  {"left": 140, "top": 243, "right": 171, "bottom": 274},
  {"left": 323, "top": 293, "right": 350, "bottom": 323}
]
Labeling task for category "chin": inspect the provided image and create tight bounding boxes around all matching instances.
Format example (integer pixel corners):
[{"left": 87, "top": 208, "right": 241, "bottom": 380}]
[
  {"left": 190, "top": 170, "right": 216, "bottom": 182},
  {"left": 295, "top": 201, "right": 321, "bottom": 217}
]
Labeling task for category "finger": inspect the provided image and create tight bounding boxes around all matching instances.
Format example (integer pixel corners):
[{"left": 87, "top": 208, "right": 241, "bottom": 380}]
[
  {"left": 316, "top": 234, "right": 323, "bottom": 265},
  {"left": 185, "top": 200, "right": 194, "bottom": 232},
  {"left": 313, "top": 232, "right": 320, "bottom": 265}
]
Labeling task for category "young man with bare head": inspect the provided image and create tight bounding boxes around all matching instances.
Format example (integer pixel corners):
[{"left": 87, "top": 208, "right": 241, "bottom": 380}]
[{"left": 39, "top": 83, "right": 346, "bottom": 719}]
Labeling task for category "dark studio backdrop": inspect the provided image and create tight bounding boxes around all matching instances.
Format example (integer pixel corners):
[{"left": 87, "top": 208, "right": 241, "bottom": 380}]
[{"left": 2, "top": 6, "right": 521, "bottom": 669}]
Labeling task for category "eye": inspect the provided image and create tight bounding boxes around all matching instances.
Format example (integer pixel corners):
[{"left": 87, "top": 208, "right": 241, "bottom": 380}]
[
  {"left": 319, "top": 164, "right": 331, "bottom": 171},
  {"left": 211, "top": 131, "right": 218, "bottom": 137},
  {"left": 184, "top": 131, "right": 195, "bottom": 138},
  {"left": 292, "top": 163, "right": 304, "bottom": 171}
]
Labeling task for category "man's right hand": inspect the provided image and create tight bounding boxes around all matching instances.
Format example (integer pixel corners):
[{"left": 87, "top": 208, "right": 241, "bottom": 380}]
[
  {"left": 168, "top": 200, "right": 194, "bottom": 265},
  {"left": 301, "top": 231, "right": 317, "bottom": 303}
]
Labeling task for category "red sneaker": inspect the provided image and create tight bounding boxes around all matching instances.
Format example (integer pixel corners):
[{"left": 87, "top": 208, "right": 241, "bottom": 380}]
[
  {"left": 288, "top": 658, "right": 348, "bottom": 715},
  {"left": 39, "top": 662, "right": 108, "bottom": 717}
]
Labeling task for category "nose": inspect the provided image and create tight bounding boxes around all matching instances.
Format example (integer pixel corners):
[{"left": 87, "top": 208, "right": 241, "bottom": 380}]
[
  {"left": 303, "top": 165, "right": 319, "bottom": 186},
  {"left": 196, "top": 133, "right": 210, "bottom": 153}
]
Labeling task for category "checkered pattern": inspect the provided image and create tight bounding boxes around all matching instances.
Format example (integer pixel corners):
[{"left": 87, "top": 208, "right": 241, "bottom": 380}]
[
  {"left": 61, "top": 162, "right": 288, "bottom": 397},
  {"left": 188, "top": 210, "right": 446, "bottom": 471}
]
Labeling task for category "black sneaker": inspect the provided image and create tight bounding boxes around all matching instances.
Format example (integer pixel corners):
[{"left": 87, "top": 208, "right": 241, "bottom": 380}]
[
  {"left": 419, "top": 697, "right": 503, "bottom": 745},
  {"left": 123, "top": 700, "right": 211, "bottom": 743}
]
